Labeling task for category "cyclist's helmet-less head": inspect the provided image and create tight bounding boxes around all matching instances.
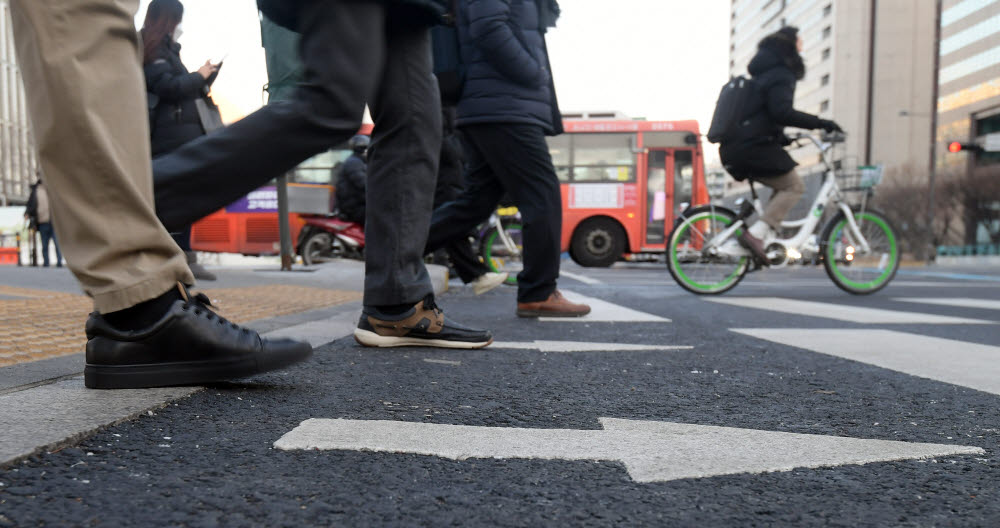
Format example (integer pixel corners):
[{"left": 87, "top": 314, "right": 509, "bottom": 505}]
[{"left": 349, "top": 135, "right": 370, "bottom": 154}]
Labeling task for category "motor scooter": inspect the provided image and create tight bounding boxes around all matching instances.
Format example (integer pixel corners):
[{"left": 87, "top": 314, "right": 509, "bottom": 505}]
[{"left": 296, "top": 212, "right": 365, "bottom": 265}]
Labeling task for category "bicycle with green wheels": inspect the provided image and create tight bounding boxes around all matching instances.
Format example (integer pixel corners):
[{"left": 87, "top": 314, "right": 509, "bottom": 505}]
[
  {"left": 666, "top": 132, "right": 899, "bottom": 295},
  {"left": 479, "top": 206, "right": 522, "bottom": 285}
]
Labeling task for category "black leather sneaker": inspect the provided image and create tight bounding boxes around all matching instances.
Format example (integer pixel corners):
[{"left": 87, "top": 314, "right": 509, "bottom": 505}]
[
  {"left": 353, "top": 295, "right": 493, "bottom": 349},
  {"left": 84, "top": 292, "right": 312, "bottom": 389}
]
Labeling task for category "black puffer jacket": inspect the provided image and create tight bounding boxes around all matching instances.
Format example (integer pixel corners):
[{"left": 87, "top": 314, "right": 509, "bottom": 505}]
[
  {"left": 257, "top": 0, "right": 449, "bottom": 31},
  {"left": 144, "top": 38, "right": 211, "bottom": 157},
  {"left": 455, "top": 0, "right": 561, "bottom": 134},
  {"left": 720, "top": 36, "right": 825, "bottom": 180},
  {"left": 335, "top": 153, "right": 367, "bottom": 225}
]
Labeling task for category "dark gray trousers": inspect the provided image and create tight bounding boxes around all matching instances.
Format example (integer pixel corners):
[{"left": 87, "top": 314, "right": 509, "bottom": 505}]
[{"left": 152, "top": 0, "right": 441, "bottom": 307}]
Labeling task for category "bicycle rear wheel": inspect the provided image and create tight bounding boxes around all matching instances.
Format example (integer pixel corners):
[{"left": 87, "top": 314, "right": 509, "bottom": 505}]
[
  {"left": 821, "top": 209, "right": 899, "bottom": 294},
  {"left": 481, "top": 221, "right": 522, "bottom": 285},
  {"left": 666, "top": 207, "right": 749, "bottom": 295}
]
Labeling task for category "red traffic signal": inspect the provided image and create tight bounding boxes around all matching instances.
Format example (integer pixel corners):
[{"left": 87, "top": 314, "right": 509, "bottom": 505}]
[{"left": 948, "top": 141, "right": 983, "bottom": 153}]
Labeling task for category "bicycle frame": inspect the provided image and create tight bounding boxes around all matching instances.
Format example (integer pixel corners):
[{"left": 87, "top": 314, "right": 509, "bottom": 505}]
[{"left": 705, "top": 133, "right": 871, "bottom": 257}]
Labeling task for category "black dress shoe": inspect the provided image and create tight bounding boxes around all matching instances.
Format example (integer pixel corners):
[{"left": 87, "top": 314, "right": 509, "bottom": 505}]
[
  {"left": 353, "top": 295, "right": 493, "bottom": 349},
  {"left": 84, "top": 293, "right": 312, "bottom": 389}
]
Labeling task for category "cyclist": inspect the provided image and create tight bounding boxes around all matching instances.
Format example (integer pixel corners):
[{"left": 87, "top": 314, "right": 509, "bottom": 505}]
[{"left": 720, "top": 26, "right": 841, "bottom": 262}]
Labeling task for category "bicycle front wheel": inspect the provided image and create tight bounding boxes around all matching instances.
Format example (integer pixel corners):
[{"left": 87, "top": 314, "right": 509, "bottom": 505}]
[
  {"left": 821, "top": 209, "right": 899, "bottom": 295},
  {"left": 481, "top": 221, "right": 522, "bottom": 285},
  {"left": 666, "top": 207, "right": 749, "bottom": 295}
]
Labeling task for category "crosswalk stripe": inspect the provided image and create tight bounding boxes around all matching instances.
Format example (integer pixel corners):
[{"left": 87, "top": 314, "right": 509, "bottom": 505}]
[
  {"left": 732, "top": 328, "right": 1000, "bottom": 396},
  {"left": 560, "top": 271, "right": 602, "bottom": 285},
  {"left": 895, "top": 298, "right": 1000, "bottom": 311},
  {"left": 541, "top": 290, "right": 669, "bottom": 322},
  {"left": 492, "top": 341, "right": 692, "bottom": 352},
  {"left": 707, "top": 297, "right": 993, "bottom": 324}
]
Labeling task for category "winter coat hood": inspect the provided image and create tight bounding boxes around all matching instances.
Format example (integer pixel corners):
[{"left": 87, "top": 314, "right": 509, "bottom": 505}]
[{"left": 748, "top": 34, "right": 805, "bottom": 81}]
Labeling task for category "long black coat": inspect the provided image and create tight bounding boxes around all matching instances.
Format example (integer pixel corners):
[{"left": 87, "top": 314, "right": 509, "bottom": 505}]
[
  {"left": 720, "top": 39, "right": 824, "bottom": 180},
  {"left": 454, "top": 0, "right": 561, "bottom": 134},
  {"left": 144, "top": 39, "right": 211, "bottom": 157}
]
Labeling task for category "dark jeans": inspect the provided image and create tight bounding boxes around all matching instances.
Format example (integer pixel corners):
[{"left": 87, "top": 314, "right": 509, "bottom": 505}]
[
  {"left": 37, "top": 222, "right": 62, "bottom": 267},
  {"left": 426, "top": 124, "right": 561, "bottom": 303},
  {"left": 171, "top": 225, "right": 192, "bottom": 252},
  {"left": 152, "top": 0, "right": 440, "bottom": 307}
]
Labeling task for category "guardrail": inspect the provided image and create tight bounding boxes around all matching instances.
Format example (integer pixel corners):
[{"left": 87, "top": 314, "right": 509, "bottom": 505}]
[{"left": 937, "top": 244, "right": 1000, "bottom": 256}]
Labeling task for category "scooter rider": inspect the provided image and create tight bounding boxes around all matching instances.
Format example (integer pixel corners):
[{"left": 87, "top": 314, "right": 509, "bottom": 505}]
[{"left": 334, "top": 134, "right": 369, "bottom": 226}]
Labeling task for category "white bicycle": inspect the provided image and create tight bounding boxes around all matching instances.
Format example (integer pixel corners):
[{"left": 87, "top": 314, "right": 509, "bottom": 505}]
[{"left": 666, "top": 132, "right": 900, "bottom": 295}]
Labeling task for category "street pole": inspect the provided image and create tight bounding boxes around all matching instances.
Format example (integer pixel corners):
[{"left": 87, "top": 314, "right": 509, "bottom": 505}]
[
  {"left": 864, "top": 0, "right": 878, "bottom": 165},
  {"left": 277, "top": 173, "right": 294, "bottom": 271},
  {"left": 927, "top": 0, "right": 942, "bottom": 263}
]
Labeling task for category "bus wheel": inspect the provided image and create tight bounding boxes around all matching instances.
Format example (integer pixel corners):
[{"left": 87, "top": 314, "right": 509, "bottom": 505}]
[{"left": 570, "top": 218, "right": 625, "bottom": 268}]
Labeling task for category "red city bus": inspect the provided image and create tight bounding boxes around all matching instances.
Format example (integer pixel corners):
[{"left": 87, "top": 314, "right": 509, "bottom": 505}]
[
  {"left": 553, "top": 119, "right": 708, "bottom": 266},
  {"left": 191, "top": 119, "right": 708, "bottom": 265}
]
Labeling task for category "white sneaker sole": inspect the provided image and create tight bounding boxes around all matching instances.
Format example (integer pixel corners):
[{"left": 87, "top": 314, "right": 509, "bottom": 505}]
[
  {"left": 353, "top": 329, "right": 493, "bottom": 349},
  {"left": 472, "top": 272, "right": 509, "bottom": 295}
]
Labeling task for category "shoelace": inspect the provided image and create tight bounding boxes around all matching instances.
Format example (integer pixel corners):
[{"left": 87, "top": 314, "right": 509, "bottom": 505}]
[{"left": 183, "top": 292, "right": 249, "bottom": 333}]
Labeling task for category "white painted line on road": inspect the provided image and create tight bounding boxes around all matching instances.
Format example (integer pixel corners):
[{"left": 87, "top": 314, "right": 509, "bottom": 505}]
[
  {"left": 560, "top": 271, "right": 602, "bottom": 285},
  {"left": 423, "top": 358, "right": 462, "bottom": 366},
  {"left": 263, "top": 312, "right": 358, "bottom": 348},
  {"left": 732, "top": 328, "right": 1000, "bottom": 396},
  {"left": 895, "top": 298, "right": 1000, "bottom": 311},
  {"left": 274, "top": 417, "right": 983, "bottom": 483},
  {"left": 493, "top": 341, "right": 692, "bottom": 353},
  {"left": 707, "top": 297, "right": 993, "bottom": 324},
  {"left": 540, "top": 290, "right": 669, "bottom": 323}
]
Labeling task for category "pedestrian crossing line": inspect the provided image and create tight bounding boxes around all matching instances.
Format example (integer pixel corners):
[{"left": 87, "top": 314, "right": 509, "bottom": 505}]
[
  {"left": 731, "top": 328, "right": 1000, "bottom": 396},
  {"left": 540, "top": 290, "right": 669, "bottom": 323},
  {"left": 895, "top": 298, "right": 1000, "bottom": 311},
  {"left": 492, "top": 341, "right": 692, "bottom": 353},
  {"left": 560, "top": 271, "right": 602, "bottom": 285},
  {"left": 707, "top": 297, "right": 993, "bottom": 325}
]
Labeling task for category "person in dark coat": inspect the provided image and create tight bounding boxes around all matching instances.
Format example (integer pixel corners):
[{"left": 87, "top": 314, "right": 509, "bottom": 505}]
[
  {"left": 423, "top": 0, "right": 588, "bottom": 317},
  {"left": 719, "top": 26, "right": 841, "bottom": 261},
  {"left": 141, "top": 0, "right": 219, "bottom": 280},
  {"left": 151, "top": 0, "right": 492, "bottom": 348},
  {"left": 335, "top": 135, "right": 369, "bottom": 225}
]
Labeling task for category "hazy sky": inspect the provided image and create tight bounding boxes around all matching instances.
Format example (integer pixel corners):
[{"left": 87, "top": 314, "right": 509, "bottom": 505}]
[{"left": 137, "top": 0, "right": 731, "bottom": 158}]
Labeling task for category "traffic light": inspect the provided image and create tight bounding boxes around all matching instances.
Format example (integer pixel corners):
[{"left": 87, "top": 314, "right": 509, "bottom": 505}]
[{"left": 948, "top": 141, "right": 983, "bottom": 153}]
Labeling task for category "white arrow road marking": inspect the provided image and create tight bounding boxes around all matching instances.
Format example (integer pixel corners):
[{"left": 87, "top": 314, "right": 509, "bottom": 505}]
[
  {"left": 560, "top": 271, "right": 602, "bottom": 285},
  {"left": 492, "top": 341, "right": 692, "bottom": 352},
  {"left": 274, "top": 417, "right": 983, "bottom": 483},
  {"left": 732, "top": 328, "right": 1000, "bottom": 396},
  {"left": 540, "top": 290, "right": 669, "bottom": 323},
  {"left": 707, "top": 297, "right": 993, "bottom": 324},
  {"left": 895, "top": 298, "right": 1000, "bottom": 311}
]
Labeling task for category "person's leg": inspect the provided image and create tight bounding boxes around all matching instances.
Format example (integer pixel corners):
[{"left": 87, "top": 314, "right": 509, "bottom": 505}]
[
  {"left": 760, "top": 170, "right": 805, "bottom": 232},
  {"left": 352, "top": 18, "right": 492, "bottom": 349},
  {"left": 39, "top": 223, "right": 51, "bottom": 267},
  {"left": 52, "top": 228, "right": 62, "bottom": 267},
  {"left": 11, "top": 0, "right": 311, "bottom": 389},
  {"left": 10, "top": 0, "right": 192, "bottom": 311},
  {"left": 152, "top": 0, "right": 387, "bottom": 233},
  {"left": 362, "top": 20, "right": 440, "bottom": 308},
  {"left": 462, "top": 125, "right": 562, "bottom": 303},
  {"left": 446, "top": 236, "right": 490, "bottom": 283}
]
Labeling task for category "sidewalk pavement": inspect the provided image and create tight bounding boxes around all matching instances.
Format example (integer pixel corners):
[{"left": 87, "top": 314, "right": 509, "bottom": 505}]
[{"left": 0, "top": 257, "right": 449, "bottom": 466}]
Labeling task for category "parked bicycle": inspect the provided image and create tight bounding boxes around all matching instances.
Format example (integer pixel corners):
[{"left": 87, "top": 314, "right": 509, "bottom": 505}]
[{"left": 666, "top": 132, "right": 899, "bottom": 295}]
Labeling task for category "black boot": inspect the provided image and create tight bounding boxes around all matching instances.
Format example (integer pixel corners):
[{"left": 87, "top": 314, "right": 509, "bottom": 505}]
[{"left": 84, "top": 289, "right": 312, "bottom": 389}]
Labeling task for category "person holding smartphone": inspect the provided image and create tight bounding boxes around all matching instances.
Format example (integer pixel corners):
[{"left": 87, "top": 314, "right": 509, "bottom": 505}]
[{"left": 141, "top": 0, "right": 221, "bottom": 280}]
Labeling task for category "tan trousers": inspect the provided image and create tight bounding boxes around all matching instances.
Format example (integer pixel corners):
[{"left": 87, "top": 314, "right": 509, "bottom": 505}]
[
  {"left": 760, "top": 170, "right": 806, "bottom": 231},
  {"left": 11, "top": 0, "right": 193, "bottom": 312}
]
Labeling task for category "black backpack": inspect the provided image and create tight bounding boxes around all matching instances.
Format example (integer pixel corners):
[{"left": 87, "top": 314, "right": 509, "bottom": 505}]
[{"left": 707, "top": 75, "right": 757, "bottom": 144}]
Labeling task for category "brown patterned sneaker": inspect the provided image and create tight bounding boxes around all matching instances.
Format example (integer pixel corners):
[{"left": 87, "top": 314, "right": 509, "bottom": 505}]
[
  {"left": 354, "top": 295, "right": 493, "bottom": 349},
  {"left": 516, "top": 290, "right": 591, "bottom": 318}
]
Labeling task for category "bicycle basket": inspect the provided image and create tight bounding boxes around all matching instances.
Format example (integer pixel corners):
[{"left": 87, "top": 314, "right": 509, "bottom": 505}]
[{"left": 837, "top": 164, "right": 883, "bottom": 191}]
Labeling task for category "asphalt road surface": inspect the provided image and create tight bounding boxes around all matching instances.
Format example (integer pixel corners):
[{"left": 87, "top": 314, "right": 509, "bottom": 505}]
[{"left": 2, "top": 262, "right": 999, "bottom": 527}]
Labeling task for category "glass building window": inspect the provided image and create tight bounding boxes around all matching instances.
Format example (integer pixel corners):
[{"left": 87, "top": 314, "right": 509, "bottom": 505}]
[
  {"left": 821, "top": 73, "right": 830, "bottom": 86},
  {"left": 820, "top": 100, "right": 830, "bottom": 113},
  {"left": 822, "top": 26, "right": 831, "bottom": 39},
  {"left": 822, "top": 47, "right": 831, "bottom": 60}
]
